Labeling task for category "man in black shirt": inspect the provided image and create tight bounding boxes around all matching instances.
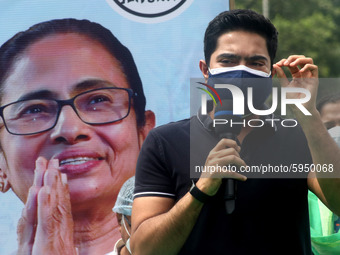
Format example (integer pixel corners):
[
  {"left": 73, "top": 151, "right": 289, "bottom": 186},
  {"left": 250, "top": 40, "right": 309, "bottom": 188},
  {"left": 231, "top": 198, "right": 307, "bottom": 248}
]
[{"left": 130, "top": 9, "right": 340, "bottom": 255}]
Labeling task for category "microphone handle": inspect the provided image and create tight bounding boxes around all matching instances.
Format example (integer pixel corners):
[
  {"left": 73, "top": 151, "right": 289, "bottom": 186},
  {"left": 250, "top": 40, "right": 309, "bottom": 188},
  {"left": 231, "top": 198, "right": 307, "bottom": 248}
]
[
  {"left": 224, "top": 178, "right": 236, "bottom": 214},
  {"left": 220, "top": 133, "right": 237, "bottom": 214}
]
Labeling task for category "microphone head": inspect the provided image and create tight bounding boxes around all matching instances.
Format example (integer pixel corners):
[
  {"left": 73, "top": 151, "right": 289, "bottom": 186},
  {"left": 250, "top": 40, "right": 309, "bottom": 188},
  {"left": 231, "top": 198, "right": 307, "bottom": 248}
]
[{"left": 214, "top": 100, "right": 242, "bottom": 138}]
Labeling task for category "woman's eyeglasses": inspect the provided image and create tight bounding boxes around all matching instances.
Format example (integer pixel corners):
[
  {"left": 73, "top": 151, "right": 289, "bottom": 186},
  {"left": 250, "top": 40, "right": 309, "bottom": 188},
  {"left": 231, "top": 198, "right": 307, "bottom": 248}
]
[{"left": 0, "top": 87, "right": 135, "bottom": 135}]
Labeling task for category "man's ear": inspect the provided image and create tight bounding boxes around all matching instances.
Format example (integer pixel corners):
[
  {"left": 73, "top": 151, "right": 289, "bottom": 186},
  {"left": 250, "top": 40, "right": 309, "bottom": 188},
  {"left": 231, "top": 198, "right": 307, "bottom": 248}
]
[
  {"left": 138, "top": 110, "right": 156, "bottom": 148},
  {"left": 0, "top": 153, "right": 11, "bottom": 193},
  {"left": 199, "top": 60, "right": 209, "bottom": 80}
]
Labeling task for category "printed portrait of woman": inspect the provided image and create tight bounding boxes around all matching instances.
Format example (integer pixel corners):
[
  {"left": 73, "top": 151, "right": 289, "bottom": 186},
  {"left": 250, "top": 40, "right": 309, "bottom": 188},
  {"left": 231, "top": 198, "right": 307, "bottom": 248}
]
[{"left": 0, "top": 18, "right": 155, "bottom": 254}]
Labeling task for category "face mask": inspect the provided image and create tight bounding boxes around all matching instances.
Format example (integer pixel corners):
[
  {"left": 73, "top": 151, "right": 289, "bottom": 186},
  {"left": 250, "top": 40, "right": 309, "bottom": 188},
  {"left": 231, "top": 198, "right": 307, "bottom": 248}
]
[
  {"left": 328, "top": 126, "right": 340, "bottom": 147},
  {"left": 125, "top": 238, "right": 131, "bottom": 253},
  {"left": 122, "top": 215, "right": 131, "bottom": 237},
  {"left": 207, "top": 65, "right": 272, "bottom": 117},
  {"left": 122, "top": 215, "right": 132, "bottom": 253}
]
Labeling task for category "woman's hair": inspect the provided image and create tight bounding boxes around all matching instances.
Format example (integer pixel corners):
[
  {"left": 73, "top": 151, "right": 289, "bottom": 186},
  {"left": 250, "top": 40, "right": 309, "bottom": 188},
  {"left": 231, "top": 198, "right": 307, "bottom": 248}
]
[
  {"left": 204, "top": 9, "right": 278, "bottom": 67},
  {"left": 0, "top": 18, "right": 146, "bottom": 126}
]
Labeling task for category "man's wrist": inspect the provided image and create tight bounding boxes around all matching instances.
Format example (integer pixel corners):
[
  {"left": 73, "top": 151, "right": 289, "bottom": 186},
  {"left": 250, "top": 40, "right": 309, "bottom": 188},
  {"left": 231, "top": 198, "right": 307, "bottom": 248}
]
[
  {"left": 189, "top": 181, "right": 213, "bottom": 203},
  {"left": 293, "top": 107, "right": 319, "bottom": 126}
]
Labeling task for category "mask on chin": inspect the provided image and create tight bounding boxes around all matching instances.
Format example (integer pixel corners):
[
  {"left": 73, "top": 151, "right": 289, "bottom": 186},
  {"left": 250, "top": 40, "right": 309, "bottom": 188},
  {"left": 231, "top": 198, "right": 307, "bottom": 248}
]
[{"left": 207, "top": 65, "right": 272, "bottom": 117}]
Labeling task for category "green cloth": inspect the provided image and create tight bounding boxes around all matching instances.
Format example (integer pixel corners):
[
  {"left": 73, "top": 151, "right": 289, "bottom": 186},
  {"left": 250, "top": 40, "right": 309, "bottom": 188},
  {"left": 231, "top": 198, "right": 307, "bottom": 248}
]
[{"left": 308, "top": 191, "right": 340, "bottom": 254}]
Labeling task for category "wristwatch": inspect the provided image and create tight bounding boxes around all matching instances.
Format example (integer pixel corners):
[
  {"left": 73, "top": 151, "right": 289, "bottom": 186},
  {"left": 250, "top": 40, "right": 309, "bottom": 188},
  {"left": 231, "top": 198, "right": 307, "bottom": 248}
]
[{"left": 189, "top": 180, "right": 212, "bottom": 203}]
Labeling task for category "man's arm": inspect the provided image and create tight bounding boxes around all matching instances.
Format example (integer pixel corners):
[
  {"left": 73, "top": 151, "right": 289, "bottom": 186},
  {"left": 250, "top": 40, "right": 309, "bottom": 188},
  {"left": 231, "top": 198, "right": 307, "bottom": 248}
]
[
  {"left": 131, "top": 139, "right": 247, "bottom": 255},
  {"left": 274, "top": 55, "right": 340, "bottom": 215},
  {"left": 130, "top": 195, "right": 202, "bottom": 255}
]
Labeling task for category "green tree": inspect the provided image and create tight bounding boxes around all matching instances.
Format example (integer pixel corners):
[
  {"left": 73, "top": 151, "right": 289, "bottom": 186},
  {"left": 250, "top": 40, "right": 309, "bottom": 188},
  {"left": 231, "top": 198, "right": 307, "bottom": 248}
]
[{"left": 235, "top": 0, "right": 340, "bottom": 78}]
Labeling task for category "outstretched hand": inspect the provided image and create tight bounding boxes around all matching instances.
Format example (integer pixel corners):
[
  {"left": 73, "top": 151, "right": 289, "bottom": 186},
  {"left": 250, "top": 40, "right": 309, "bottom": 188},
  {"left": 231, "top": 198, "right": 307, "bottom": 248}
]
[
  {"left": 273, "top": 55, "right": 319, "bottom": 118},
  {"left": 17, "top": 157, "right": 77, "bottom": 255}
]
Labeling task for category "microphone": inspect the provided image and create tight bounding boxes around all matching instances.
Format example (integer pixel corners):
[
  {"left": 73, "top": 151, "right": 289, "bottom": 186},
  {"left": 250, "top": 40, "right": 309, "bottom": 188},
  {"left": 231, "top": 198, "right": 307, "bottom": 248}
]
[{"left": 214, "top": 100, "right": 242, "bottom": 214}]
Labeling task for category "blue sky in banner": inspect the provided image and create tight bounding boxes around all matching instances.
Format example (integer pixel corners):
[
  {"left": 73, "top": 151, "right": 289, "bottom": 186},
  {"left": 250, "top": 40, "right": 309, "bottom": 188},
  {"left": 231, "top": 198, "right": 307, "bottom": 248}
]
[{"left": 0, "top": 1, "right": 229, "bottom": 253}]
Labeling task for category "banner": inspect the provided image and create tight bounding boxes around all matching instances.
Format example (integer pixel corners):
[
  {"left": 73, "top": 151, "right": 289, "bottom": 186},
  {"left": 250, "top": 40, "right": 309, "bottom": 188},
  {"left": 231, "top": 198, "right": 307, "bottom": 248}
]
[{"left": 0, "top": 0, "right": 229, "bottom": 254}]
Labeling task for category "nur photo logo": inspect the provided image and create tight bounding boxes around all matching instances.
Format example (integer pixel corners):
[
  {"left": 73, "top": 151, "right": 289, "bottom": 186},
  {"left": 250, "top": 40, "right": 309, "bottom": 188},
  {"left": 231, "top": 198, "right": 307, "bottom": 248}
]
[{"left": 195, "top": 79, "right": 312, "bottom": 128}]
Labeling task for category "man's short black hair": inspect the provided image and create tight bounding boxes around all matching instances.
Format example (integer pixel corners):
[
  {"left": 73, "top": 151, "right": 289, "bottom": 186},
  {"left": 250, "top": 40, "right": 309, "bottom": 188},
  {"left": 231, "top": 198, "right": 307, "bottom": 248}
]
[
  {"left": 0, "top": 18, "right": 146, "bottom": 127},
  {"left": 204, "top": 9, "right": 278, "bottom": 67},
  {"left": 317, "top": 93, "right": 340, "bottom": 113}
]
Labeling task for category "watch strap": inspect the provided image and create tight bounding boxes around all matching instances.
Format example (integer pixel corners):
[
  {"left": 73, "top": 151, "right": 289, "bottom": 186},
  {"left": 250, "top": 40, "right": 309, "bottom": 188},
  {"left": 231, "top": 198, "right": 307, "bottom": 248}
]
[{"left": 189, "top": 181, "right": 212, "bottom": 203}]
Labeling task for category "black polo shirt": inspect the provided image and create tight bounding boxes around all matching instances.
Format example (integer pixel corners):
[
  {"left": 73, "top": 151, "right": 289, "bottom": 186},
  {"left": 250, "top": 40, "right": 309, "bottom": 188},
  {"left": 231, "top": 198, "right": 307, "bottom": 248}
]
[{"left": 135, "top": 113, "right": 312, "bottom": 255}]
